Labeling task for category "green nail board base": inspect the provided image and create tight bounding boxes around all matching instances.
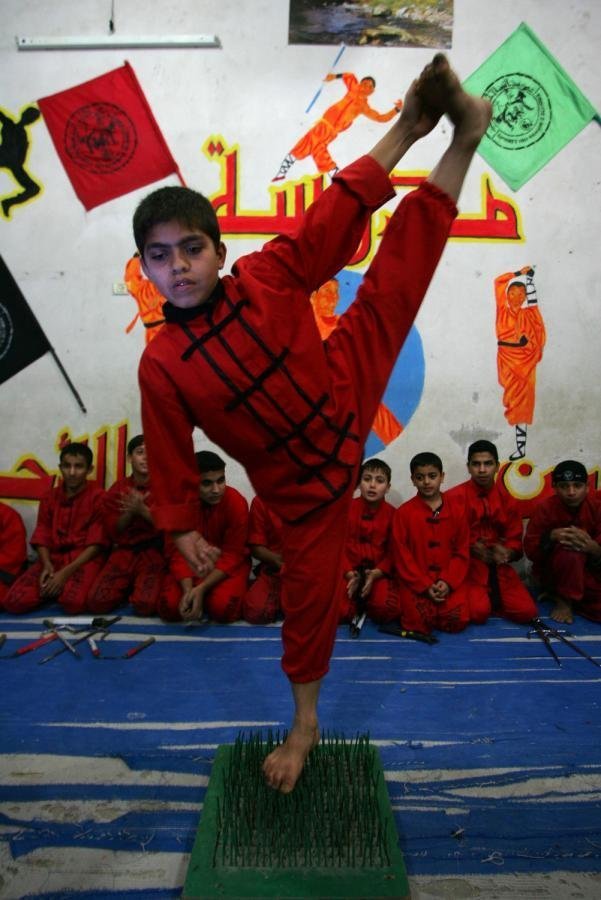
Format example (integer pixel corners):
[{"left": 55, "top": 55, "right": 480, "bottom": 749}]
[{"left": 184, "top": 733, "right": 410, "bottom": 899}]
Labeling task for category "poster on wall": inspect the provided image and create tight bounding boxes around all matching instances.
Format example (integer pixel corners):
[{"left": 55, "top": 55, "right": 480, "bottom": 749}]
[{"left": 288, "top": 0, "right": 453, "bottom": 48}]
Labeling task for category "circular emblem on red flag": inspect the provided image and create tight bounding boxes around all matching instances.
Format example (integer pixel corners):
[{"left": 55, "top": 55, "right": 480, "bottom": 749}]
[
  {"left": 0, "top": 303, "right": 14, "bottom": 360},
  {"left": 483, "top": 73, "right": 552, "bottom": 150},
  {"left": 64, "top": 102, "right": 137, "bottom": 173}
]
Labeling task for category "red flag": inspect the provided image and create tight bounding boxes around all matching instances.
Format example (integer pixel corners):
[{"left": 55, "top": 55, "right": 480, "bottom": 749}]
[{"left": 38, "top": 62, "right": 183, "bottom": 210}]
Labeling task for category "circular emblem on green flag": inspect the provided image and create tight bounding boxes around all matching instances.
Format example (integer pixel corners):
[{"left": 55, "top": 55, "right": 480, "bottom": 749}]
[
  {"left": 0, "top": 303, "right": 14, "bottom": 361},
  {"left": 483, "top": 73, "right": 552, "bottom": 150}
]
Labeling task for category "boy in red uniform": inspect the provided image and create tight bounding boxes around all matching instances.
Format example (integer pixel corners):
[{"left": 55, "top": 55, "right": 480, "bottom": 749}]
[
  {"left": 242, "top": 495, "right": 284, "bottom": 624},
  {"left": 88, "top": 434, "right": 165, "bottom": 616},
  {"left": 159, "top": 451, "right": 250, "bottom": 623},
  {"left": 4, "top": 443, "right": 107, "bottom": 614},
  {"left": 0, "top": 501, "right": 27, "bottom": 608},
  {"left": 524, "top": 460, "right": 601, "bottom": 624},
  {"left": 338, "top": 458, "right": 399, "bottom": 624},
  {"left": 135, "top": 55, "right": 491, "bottom": 791},
  {"left": 392, "top": 452, "right": 470, "bottom": 634},
  {"left": 447, "top": 440, "right": 537, "bottom": 624}
]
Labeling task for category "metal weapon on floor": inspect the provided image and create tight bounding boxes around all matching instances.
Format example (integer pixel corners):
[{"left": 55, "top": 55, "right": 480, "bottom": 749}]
[
  {"left": 349, "top": 565, "right": 368, "bottom": 639},
  {"left": 527, "top": 617, "right": 601, "bottom": 669}
]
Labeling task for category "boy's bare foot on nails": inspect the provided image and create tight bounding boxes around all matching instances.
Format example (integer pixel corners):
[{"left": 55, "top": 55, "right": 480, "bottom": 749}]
[{"left": 262, "top": 719, "right": 320, "bottom": 793}]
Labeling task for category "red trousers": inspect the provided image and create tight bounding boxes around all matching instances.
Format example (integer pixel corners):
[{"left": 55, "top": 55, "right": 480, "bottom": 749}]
[
  {"left": 398, "top": 583, "right": 470, "bottom": 634},
  {"left": 545, "top": 546, "right": 601, "bottom": 620},
  {"left": 159, "top": 562, "right": 251, "bottom": 623},
  {"left": 279, "top": 182, "right": 456, "bottom": 681},
  {"left": 3, "top": 552, "right": 106, "bottom": 615},
  {"left": 466, "top": 559, "right": 537, "bottom": 624},
  {"left": 88, "top": 546, "right": 166, "bottom": 616},
  {"left": 242, "top": 568, "right": 282, "bottom": 624}
]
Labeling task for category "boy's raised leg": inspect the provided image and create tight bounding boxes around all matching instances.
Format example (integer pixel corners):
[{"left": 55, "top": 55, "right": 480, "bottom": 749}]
[{"left": 262, "top": 55, "right": 490, "bottom": 796}]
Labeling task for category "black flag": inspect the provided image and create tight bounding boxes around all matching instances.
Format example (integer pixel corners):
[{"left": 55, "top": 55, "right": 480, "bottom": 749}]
[
  {"left": 0, "top": 255, "right": 51, "bottom": 384},
  {"left": 0, "top": 255, "right": 86, "bottom": 412}
]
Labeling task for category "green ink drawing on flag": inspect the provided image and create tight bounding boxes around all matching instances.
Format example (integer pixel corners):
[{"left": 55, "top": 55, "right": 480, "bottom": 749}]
[{"left": 463, "top": 22, "right": 598, "bottom": 191}]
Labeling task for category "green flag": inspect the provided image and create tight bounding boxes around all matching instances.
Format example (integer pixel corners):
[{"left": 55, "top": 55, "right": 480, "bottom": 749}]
[{"left": 463, "top": 22, "right": 598, "bottom": 190}]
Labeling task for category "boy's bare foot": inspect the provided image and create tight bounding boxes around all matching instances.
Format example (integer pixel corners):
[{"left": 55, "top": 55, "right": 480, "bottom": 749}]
[
  {"left": 262, "top": 719, "right": 319, "bottom": 793},
  {"left": 550, "top": 595, "right": 574, "bottom": 624},
  {"left": 417, "top": 53, "right": 492, "bottom": 148}
]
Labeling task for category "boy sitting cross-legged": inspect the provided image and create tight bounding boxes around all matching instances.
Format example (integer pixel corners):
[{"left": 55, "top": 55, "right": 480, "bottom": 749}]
[
  {"left": 391, "top": 452, "right": 470, "bottom": 635},
  {"left": 524, "top": 460, "right": 601, "bottom": 624},
  {"left": 338, "top": 458, "right": 400, "bottom": 625},
  {"left": 159, "top": 450, "right": 251, "bottom": 623},
  {"left": 4, "top": 442, "right": 107, "bottom": 614}
]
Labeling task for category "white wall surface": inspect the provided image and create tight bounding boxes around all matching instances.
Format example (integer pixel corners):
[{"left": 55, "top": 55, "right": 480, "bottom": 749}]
[{"left": 1, "top": 0, "right": 600, "bottom": 535}]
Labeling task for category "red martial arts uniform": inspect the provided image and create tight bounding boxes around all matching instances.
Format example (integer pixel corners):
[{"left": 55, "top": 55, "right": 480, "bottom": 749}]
[
  {"left": 524, "top": 494, "right": 601, "bottom": 621},
  {"left": 338, "top": 496, "right": 399, "bottom": 623},
  {"left": 391, "top": 493, "right": 470, "bottom": 634},
  {"left": 160, "top": 485, "right": 250, "bottom": 622},
  {"left": 88, "top": 475, "right": 166, "bottom": 616},
  {"left": 242, "top": 496, "right": 284, "bottom": 624},
  {"left": 447, "top": 479, "right": 537, "bottom": 624},
  {"left": 0, "top": 502, "right": 27, "bottom": 608},
  {"left": 139, "top": 154, "right": 457, "bottom": 682},
  {"left": 4, "top": 482, "right": 107, "bottom": 615}
]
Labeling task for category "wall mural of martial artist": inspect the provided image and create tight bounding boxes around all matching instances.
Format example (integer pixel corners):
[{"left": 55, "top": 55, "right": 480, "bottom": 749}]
[{"left": 494, "top": 266, "right": 546, "bottom": 461}]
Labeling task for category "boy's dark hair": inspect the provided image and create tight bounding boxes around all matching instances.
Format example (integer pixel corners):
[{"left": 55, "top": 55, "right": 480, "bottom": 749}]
[
  {"left": 59, "top": 442, "right": 93, "bottom": 468},
  {"left": 127, "top": 434, "right": 145, "bottom": 455},
  {"left": 195, "top": 450, "right": 226, "bottom": 474},
  {"left": 467, "top": 440, "right": 499, "bottom": 463},
  {"left": 410, "top": 452, "right": 443, "bottom": 474},
  {"left": 133, "top": 186, "right": 221, "bottom": 254},
  {"left": 361, "top": 76, "right": 376, "bottom": 87},
  {"left": 359, "top": 457, "right": 391, "bottom": 483}
]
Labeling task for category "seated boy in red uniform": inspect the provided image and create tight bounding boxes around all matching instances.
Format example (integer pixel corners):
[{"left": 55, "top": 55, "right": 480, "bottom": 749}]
[
  {"left": 338, "top": 458, "right": 399, "bottom": 624},
  {"left": 159, "top": 451, "right": 250, "bottom": 623},
  {"left": 524, "top": 460, "right": 601, "bottom": 624},
  {"left": 447, "top": 439, "right": 537, "bottom": 624},
  {"left": 4, "top": 442, "right": 107, "bottom": 614},
  {"left": 135, "top": 55, "right": 491, "bottom": 791},
  {"left": 242, "top": 495, "right": 284, "bottom": 624},
  {"left": 0, "top": 501, "right": 28, "bottom": 608},
  {"left": 88, "top": 434, "right": 165, "bottom": 616},
  {"left": 392, "top": 452, "right": 470, "bottom": 634}
]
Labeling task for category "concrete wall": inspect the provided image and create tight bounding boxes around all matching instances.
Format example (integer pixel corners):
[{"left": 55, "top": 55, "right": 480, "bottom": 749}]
[{"left": 2, "top": 0, "right": 600, "bottom": 535}]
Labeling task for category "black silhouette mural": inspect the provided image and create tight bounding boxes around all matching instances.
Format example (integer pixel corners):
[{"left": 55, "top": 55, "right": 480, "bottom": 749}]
[{"left": 0, "top": 105, "right": 42, "bottom": 218}]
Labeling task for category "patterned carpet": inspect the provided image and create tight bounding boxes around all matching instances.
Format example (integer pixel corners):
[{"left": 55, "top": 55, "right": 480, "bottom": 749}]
[{"left": 1, "top": 607, "right": 600, "bottom": 898}]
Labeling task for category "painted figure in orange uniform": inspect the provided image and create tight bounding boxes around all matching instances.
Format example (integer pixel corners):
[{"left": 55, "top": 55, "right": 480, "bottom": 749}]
[
  {"left": 273, "top": 73, "right": 402, "bottom": 180},
  {"left": 310, "top": 278, "right": 403, "bottom": 446},
  {"left": 124, "top": 254, "right": 166, "bottom": 344},
  {"left": 0, "top": 501, "right": 27, "bottom": 607},
  {"left": 495, "top": 266, "right": 546, "bottom": 460}
]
